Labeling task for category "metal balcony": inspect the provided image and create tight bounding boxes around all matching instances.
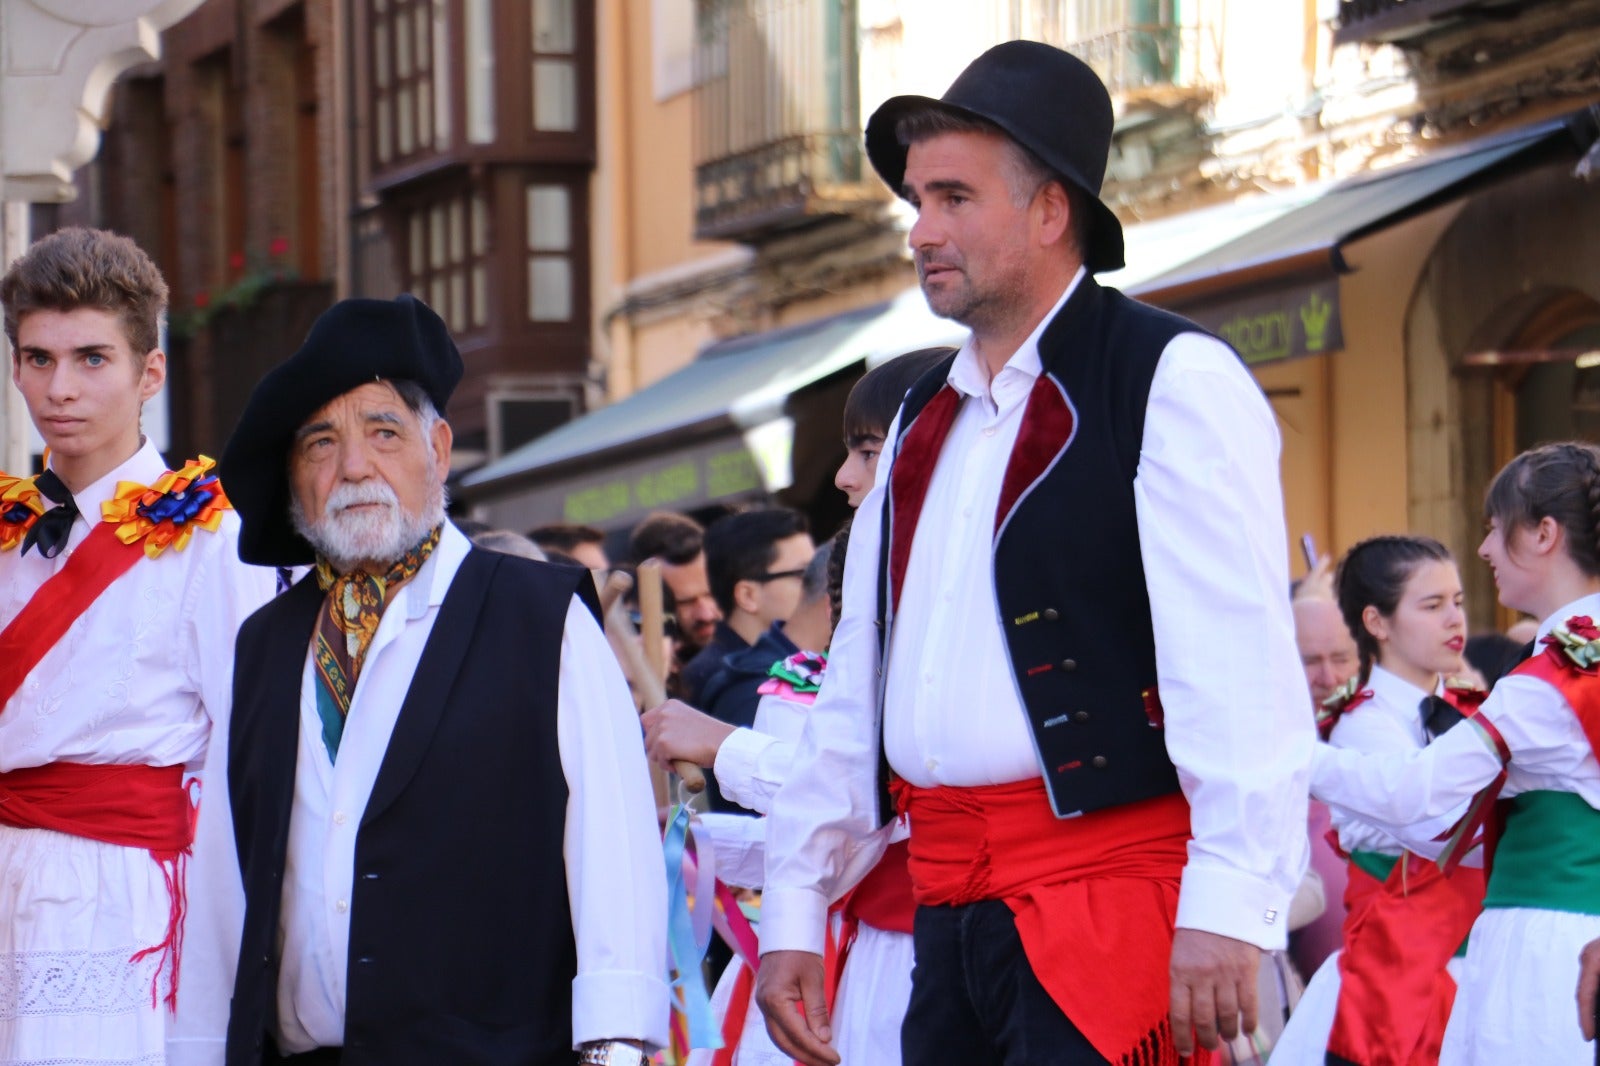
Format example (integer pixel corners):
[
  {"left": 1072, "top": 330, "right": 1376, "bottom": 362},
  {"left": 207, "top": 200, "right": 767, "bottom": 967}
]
[{"left": 693, "top": 0, "right": 871, "bottom": 243}]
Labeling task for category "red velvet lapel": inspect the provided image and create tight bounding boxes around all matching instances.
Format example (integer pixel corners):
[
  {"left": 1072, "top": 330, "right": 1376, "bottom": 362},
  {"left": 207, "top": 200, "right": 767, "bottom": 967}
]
[
  {"left": 888, "top": 384, "right": 962, "bottom": 612},
  {"left": 995, "top": 375, "right": 1076, "bottom": 537}
]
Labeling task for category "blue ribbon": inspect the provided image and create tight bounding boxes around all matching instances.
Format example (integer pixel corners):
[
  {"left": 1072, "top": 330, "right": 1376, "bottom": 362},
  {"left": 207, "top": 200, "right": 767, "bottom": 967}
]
[
  {"left": 136, "top": 477, "right": 218, "bottom": 526},
  {"left": 662, "top": 801, "right": 721, "bottom": 1051}
]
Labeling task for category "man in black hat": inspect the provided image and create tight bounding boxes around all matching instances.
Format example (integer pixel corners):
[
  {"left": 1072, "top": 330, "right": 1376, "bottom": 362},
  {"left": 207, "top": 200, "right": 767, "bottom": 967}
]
[
  {"left": 755, "top": 41, "right": 1313, "bottom": 1066},
  {"left": 181, "top": 294, "right": 668, "bottom": 1065}
]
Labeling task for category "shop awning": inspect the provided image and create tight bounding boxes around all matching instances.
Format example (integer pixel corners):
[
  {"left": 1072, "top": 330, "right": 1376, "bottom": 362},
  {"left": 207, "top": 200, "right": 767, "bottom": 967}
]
[
  {"left": 458, "top": 287, "right": 964, "bottom": 529},
  {"left": 1117, "top": 116, "right": 1575, "bottom": 364}
]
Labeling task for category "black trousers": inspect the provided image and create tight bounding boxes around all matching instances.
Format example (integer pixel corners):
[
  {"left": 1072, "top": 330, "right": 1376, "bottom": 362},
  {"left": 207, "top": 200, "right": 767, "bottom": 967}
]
[{"left": 900, "top": 900, "right": 1112, "bottom": 1066}]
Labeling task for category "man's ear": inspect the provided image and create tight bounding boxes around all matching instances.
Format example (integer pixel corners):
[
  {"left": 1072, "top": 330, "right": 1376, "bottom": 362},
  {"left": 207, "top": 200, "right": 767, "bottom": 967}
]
[
  {"left": 732, "top": 578, "right": 761, "bottom": 617},
  {"left": 139, "top": 349, "right": 167, "bottom": 403},
  {"left": 430, "top": 417, "right": 453, "bottom": 482},
  {"left": 1034, "top": 180, "right": 1072, "bottom": 249}
]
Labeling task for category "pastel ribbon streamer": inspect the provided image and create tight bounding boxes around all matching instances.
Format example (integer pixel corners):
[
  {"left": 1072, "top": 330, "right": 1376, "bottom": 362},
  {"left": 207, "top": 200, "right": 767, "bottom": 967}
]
[
  {"left": 712, "top": 880, "right": 761, "bottom": 969},
  {"left": 663, "top": 802, "right": 721, "bottom": 1051}
]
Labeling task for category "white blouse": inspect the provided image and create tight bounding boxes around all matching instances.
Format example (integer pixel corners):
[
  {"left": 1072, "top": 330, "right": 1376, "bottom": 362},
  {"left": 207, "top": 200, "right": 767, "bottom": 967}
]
[
  {"left": 1324, "top": 664, "right": 1470, "bottom": 860},
  {"left": 1312, "top": 592, "right": 1600, "bottom": 853}
]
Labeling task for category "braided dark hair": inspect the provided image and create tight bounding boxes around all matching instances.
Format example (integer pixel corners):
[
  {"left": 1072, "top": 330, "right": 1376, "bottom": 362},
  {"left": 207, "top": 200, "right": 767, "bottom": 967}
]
[
  {"left": 1484, "top": 441, "right": 1600, "bottom": 579},
  {"left": 1335, "top": 535, "right": 1454, "bottom": 687}
]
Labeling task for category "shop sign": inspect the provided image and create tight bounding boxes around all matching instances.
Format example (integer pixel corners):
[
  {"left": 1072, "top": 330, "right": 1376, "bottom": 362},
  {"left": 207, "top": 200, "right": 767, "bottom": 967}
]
[
  {"left": 481, "top": 436, "right": 768, "bottom": 533},
  {"left": 1182, "top": 279, "right": 1344, "bottom": 366}
]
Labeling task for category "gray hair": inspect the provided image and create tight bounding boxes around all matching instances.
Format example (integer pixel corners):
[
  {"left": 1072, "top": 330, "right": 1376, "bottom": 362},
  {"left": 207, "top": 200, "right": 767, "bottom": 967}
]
[
  {"left": 895, "top": 107, "right": 1090, "bottom": 254},
  {"left": 800, "top": 540, "right": 833, "bottom": 607}
]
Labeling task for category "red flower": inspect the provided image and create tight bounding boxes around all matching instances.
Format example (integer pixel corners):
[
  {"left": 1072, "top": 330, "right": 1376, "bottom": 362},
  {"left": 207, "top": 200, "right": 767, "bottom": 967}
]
[
  {"left": 193, "top": 290, "right": 210, "bottom": 308},
  {"left": 228, "top": 250, "right": 245, "bottom": 271},
  {"left": 1569, "top": 615, "right": 1600, "bottom": 640},
  {"left": 268, "top": 236, "right": 290, "bottom": 258}
]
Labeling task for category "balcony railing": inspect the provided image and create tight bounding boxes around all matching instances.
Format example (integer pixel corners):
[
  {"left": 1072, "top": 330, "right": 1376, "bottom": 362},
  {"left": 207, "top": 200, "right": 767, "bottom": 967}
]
[
  {"left": 1015, "top": 0, "right": 1220, "bottom": 102},
  {"left": 693, "top": 0, "right": 869, "bottom": 242},
  {"left": 1061, "top": 23, "right": 1217, "bottom": 100},
  {"left": 1333, "top": 0, "right": 1531, "bottom": 46}
]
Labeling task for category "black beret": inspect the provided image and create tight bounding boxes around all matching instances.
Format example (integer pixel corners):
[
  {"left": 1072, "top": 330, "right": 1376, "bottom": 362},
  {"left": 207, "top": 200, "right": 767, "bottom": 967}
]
[{"left": 218, "top": 293, "right": 463, "bottom": 566}]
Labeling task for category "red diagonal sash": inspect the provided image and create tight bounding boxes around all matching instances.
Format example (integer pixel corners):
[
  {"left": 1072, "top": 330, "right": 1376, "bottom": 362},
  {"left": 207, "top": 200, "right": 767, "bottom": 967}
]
[
  {"left": 0, "top": 521, "right": 142, "bottom": 708},
  {"left": 1516, "top": 645, "right": 1600, "bottom": 763}
]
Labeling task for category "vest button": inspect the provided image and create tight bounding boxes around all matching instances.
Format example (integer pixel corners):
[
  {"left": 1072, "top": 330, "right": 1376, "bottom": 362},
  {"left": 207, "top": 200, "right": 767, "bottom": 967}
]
[
  {"left": 1042, "top": 608, "right": 1060, "bottom": 622},
  {"left": 1060, "top": 658, "right": 1077, "bottom": 672},
  {"left": 1091, "top": 755, "right": 1108, "bottom": 769},
  {"left": 1073, "top": 711, "right": 1090, "bottom": 723}
]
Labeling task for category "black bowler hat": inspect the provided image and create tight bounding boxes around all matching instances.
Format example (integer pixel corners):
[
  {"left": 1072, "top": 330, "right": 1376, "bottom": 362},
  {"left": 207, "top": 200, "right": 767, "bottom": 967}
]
[
  {"left": 864, "top": 40, "right": 1125, "bottom": 272},
  {"left": 219, "top": 293, "right": 463, "bottom": 566}
]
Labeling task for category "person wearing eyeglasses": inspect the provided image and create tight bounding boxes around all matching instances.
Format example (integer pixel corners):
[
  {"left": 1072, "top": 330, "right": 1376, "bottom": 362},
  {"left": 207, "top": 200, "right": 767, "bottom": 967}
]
[{"left": 677, "top": 508, "right": 814, "bottom": 810}]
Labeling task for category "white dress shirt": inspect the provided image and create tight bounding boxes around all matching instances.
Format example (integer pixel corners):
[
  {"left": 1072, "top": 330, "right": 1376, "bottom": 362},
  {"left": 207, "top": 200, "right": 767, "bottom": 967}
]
[
  {"left": 1325, "top": 664, "right": 1470, "bottom": 860},
  {"left": 177, "top": 522, "right": 670, "bottom": 1059},
  {"left": 761, "top": 272, "right": 1314, "bottom": 956},
  {"left": 1313, "top": 593, "right": 1600, "bottom": 851}
]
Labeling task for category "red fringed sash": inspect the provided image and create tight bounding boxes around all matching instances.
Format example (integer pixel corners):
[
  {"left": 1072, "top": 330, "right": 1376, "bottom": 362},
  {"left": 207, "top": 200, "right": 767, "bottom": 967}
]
[
  {"left": 894, "top": 778, "right": 1205, "bottom": 1066},
  {"left": 0, "top": 762, "right": 195, "bottom": 1012},
  {"left": 0, "top": 521, "right": 143, "bottom": 710}
]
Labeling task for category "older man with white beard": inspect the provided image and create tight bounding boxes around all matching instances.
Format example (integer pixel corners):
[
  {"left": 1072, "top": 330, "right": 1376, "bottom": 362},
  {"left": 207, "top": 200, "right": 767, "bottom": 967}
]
[{"left": 179, "top": 294, "right": 669, "bottom": 1066}]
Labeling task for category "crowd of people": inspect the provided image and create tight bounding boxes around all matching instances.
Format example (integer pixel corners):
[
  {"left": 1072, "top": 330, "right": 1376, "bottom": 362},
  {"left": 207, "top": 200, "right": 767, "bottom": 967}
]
[{"left": 1, "top": 36, "right": 1598, "bottom": 1066}]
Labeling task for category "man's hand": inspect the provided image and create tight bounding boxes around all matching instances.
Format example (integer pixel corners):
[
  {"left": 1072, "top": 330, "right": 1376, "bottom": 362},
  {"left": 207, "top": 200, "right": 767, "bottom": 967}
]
[
  {"left": 641, "top": 699, "right": 736, "bottom": 770},
  {"left": 754, "top": 950, "right": 840, "bottom": 1066},
  {"left": 1579, "top": 936, "right": 1600, "bottom": 1040},
  {"left": 1168, "top": 928, "right": 1260, "bottom": 1055}
]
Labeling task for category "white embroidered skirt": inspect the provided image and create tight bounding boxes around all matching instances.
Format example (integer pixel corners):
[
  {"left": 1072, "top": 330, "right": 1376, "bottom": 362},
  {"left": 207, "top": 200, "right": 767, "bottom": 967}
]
[{"left": 0, "top": 823, "right": 171, "bottom": 1065}]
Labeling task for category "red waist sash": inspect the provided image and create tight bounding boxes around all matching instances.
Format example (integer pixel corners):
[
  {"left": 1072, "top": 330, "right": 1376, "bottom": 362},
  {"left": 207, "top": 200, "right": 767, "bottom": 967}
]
[
  {"left": 843, "top": 839, "right": 916, "bottom": 934},
  {"left": 1327, "top": 856, "right": 1484, "bottom": 1066},
  {"left": 0, "top": 761, "right": 195, "bottom": 1012},
  {"left": 895, "top": 778, "right": 1198, "bottom": 1066},
  {"left": 0, "top": 761, "right": 193, "bottom": 849}
]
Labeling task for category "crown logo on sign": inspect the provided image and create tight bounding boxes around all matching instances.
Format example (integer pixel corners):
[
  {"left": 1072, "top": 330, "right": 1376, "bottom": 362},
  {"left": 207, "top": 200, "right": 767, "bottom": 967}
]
[{"left": 1301, "top": 292, "right": 1333, "bottom": 352}]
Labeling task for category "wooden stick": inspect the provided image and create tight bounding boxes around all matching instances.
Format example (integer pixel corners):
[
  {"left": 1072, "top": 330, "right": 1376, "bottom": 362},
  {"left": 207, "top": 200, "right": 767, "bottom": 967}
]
[
  {"left": 637, "top": 560, "right": 668, "bottom": 687},
  {"left": 600, "top": 572, "right": 707, "bottom": 793}
]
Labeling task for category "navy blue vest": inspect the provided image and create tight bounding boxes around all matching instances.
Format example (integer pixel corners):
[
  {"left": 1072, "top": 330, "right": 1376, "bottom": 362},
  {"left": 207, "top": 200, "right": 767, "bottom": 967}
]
[
  {"left": 878, "top": 277, "right": 1219, "bottom": 822},
  {"left": 226, "top": 549, "right": 595, "bottom": 1065}
]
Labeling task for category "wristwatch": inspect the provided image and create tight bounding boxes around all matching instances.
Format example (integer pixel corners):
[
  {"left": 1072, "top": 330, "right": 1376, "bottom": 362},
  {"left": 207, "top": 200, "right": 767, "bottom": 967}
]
[{"left": 578, "top": 1041, "right": 649, "bottom": 1066}]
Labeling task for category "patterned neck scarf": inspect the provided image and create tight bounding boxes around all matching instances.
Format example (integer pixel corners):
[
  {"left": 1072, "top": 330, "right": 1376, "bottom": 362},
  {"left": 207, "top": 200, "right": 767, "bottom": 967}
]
[{"left": 311, "top": 525, "right": 442, "bottom": 760}]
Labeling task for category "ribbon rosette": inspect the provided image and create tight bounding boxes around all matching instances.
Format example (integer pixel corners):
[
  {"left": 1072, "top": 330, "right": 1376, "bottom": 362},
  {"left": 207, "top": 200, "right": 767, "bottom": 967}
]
[
  {"left": 768, "top": 650, "right": 828, "bottom": 692},
  {"left": 0, "top": 473, "right": 45, "bottom": 552},
  {"left": 101, "top": 456, "right": 232, "bottom": 558},
  {"left": 1543, "top": 615, "right": 1600, "bottom": 671},
  {"left": 1315, "top": 675, "right": 1372, "bottom": 739}
]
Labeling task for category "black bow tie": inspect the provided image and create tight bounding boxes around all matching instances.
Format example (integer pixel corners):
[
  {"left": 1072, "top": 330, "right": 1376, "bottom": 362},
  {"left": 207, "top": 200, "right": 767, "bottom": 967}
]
[
  {"left": 1420, "top": 694, "right": 1467, "bottom": 741},
  {"left": 21, "top": 469, "right": 80, "bottom": 559}
]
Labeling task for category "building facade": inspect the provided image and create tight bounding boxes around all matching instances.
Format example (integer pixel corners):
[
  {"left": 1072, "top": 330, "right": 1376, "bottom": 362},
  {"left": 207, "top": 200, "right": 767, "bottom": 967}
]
[
  {"left": 468, "top": 0, "right": 1600, "bottom": 632},
  {"left": 47, "top": 0, "right": 1600, "bottom": 630}
]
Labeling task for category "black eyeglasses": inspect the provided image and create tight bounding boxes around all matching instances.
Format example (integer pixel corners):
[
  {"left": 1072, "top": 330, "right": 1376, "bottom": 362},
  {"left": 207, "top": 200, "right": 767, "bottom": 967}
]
[{"left": 750, "top": 567, "right": 806, "bottom": 583}]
